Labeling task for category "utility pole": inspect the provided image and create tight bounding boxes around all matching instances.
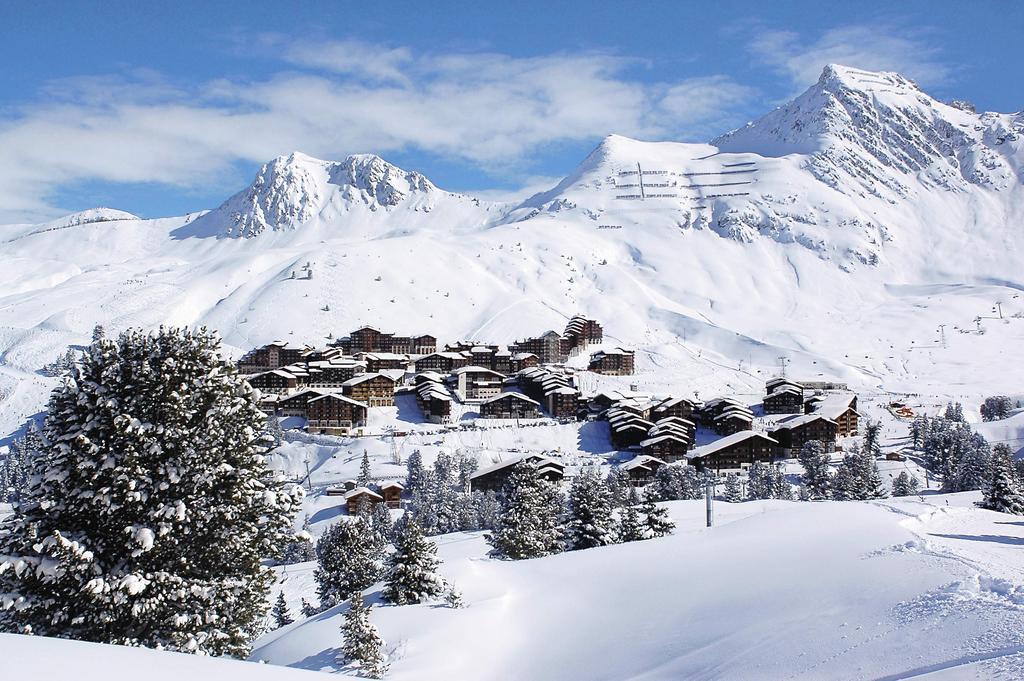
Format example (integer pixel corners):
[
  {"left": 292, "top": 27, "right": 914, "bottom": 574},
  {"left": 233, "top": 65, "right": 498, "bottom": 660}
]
[
  {"left": 777, "top": 356, "right": 789, "bottom": 377},
  {"left": 637, "top": 162, "right": 646, "bottom": 200},
  {"left": 303, "top": 458, "right": 313, "bottom": 492},
  {"left": 705, "top": 480, "right": 714, "bottom": 527},
  {"left": 937, "top": 325, "right": 947, "bottom": 349},
  {"left": 994, "top": 302, "right": 1004, "bottom": 319}
]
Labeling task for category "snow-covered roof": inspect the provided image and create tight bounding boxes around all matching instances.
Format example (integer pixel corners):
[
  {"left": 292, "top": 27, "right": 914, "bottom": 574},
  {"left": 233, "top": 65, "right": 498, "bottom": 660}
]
[
  {"left": 343, "top": 486, "right": 383, "bottom": 501},
  {"left": 362, "top": 352, "right": 409, "bottom": 361},
  {"left": 481, "top": 391, "right": 541, "bottom": 406},
  {"left": 640, "top": 433, "right": 690, "bottom": 447},
  {"left": 770, "top": 414, "right": 838, "bottom": 430},
  {"left": 655, "top": 396, "right": 695, "bottom": 410},
  {"left": 688, "top": 431, "right": 779, "bottom": 459},
  {"left": 807, "top": 393, "right": 857, "bottom": 420},
  {"left": 307, "top": 393, "right": 368, "bottom": 408},
  {"left": 469, "top": 452, "right": 562, "bottom": 480},
  {"left": 621, "top": 454, "right": 667, "bottom": 471},
  {"left": 380, "top": 481, "right": 405, "bottom": 490},
  {"left": 653, "top": 415, "right": 695, "bottom": 427},
  {"left": 767, "top": 384, "right": 803, "bottom": 398},
  {"left": 341, "top": 372, "right": 397, "bottom": 387},
  {"left": 714, "top": 409, "right": 753, "bottom": 422},
  {"left": 452, "top": 365, "right": 505, "bottom": 377}
]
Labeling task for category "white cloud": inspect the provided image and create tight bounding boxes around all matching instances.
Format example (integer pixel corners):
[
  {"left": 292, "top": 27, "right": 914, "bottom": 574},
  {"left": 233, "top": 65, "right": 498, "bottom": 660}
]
[
  {"left": 0, "top": 40, "right": 757, "bottom": 223},
  {"left": 749, "top": 25, "right": 951, "bottom": 90}
]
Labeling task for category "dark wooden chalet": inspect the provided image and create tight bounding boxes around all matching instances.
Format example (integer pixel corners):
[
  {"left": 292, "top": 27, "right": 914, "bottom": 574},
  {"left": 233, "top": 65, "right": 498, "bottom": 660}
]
[
  {"left": 247, "top": 368, "right": 299, "bottom": 394},
  {"left": 380, "top": 481, "right": 404, "bottom": 509},
  {"left": 510, "top": 330, "right": 567, "bottom": 364},
  {"left": 620, "top": 454, "right": 667, "bottom": 484},
  {"left": 763, "top": 378, "right": 805, "bottom": 414},
  {"left": 414, "top": 352, "right": 470, "bottom": 374},
  {"left": 805, "top": 392, "right": 859, "bottom": 436},
  {"left": 306, "top": 393, "right": 368, "bottom": 435},
  {"left": 452, "top": 366, "right": 506, "bottom": 402},
  {"left": 769, "top": 414, "right": 839, "bottom": 454},
  {"left": 479, "top": 392, "right": 542, "bottom": 419},
  {"left": 344, "top": 487, "right": 384, "bottom": 514},
  {"left": 688, "top": 431, "right": 779, "bottom": 474},
  {"left": 588, "top": 348, "right": 636, "bottom": 375},
  {"left": 652, "top": 396, "right": 696, "bottom": 421},
  {"left": 468, "top": 453, "right": 565, "bottom": 494},
  {"left": 341, "top": 372, "right": 397, "bottom": 407},
  {"left": 639, "top": 433, "right": 691, "bottom": 463}
]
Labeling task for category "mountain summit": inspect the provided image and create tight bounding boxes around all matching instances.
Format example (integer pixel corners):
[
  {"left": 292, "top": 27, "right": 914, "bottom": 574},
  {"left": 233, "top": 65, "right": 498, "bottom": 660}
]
[{"left": 192, "top": 152, "right": 483, "bottom": 238}]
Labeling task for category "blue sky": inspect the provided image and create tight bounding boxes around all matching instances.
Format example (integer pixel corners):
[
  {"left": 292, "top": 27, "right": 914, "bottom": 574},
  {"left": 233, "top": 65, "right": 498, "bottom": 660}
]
[{"left": 1, "top": 0, "right": 1021, "bottom": 222}]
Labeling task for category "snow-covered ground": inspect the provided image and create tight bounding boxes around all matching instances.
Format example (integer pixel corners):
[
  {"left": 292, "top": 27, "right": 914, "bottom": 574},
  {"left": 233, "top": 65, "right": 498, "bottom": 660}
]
[{"left": 250, "top": 493, "right": 1024, "bottom": 681}]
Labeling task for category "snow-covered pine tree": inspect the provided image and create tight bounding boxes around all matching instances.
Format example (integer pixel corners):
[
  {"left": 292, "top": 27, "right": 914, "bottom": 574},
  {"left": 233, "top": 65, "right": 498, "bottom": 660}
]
[
  {"left": 404, "top": 450, "right": 426, "bottom": 495},
  {"left": 470, "top": 490, "right": 501, "bottom": 531},
  {"left": 565, "top": 470, "right": 618, "bottom": 550},
  {"left": 771, "top": 465, "right": 794, "bottom": 500},
  {"left": 272, "top": 591, "right": 293, "bottom": 628},
  {"left": 280, "top": 515, "right": 317, "bottom": 564},
  {"left": 358, "top": 451, "right": 372, "bottom": 487},
  {"left": 945, "top": 402, "right": 965, "bottom": 422},
  {"left": 370, "top": 501, "right": 395, "bottom": 543},
  {"left": 455, "top": 453, "right": 478, "bottom": 491},
  {"left": 91, "top": 324, "right": 106, "bottom": 343},
  {"left": 618, "top": 503, "right": 645, "bottom": 542},
  {"left": 833, "top": 446, "right": 888, "bottom": 500},
  {"left": 639, "top": 499, "right": 675, "bottom": 538},
  {"left": 652, "top": 463, "right": 702, "bottom": 501},
  {"left": 978, "top": 448, "right": 1024, "bottom": 515},
  {"left": 980, "top": 396, "right": 1013, "bottom": 422},
  {"left": 0, "top": 422, "right": 40, "bottom": 503},
  {"left": 891, "top": 471, "right": 921, "bottom": 497},
  {"left": 722, "top": 473, "right": 743, "bottom": 502},
  {"left": 798, "top": 440, "right": 832, "bottom": 500},
  {"left": 300, "top": 598, "right": 320, "bottom": 617},
  {"left": 382, "top": 517, "right": 445, "bottom": 605},
  {"left": 951, "top": 433, "right": 991, "bottom": 492},
  {"left": 487, "top": 460, "right": 564, "bottom": 560},
  {"left": 862, "top": 419, "right": 883, "bottom": 458},
  {"left": 315, "top": 517, "right": 385, "bottom": 609},
  {"left": 746, "top": 462, "right": 774, "bottom": 500},
  {"left": 443, "top": 585, "right": 464, "bottom": 609},
  {"left": 339, "top": 596, "right": 388, "bottom": 679},
  {"left": 605, "top": 467, "right": 633, "bottom": 508},
  {"left": 265, "top": 414, "right": 285, "bottom": 447},
  {"left": 0, "top": 327, "right": 302, "bottom": 656}
]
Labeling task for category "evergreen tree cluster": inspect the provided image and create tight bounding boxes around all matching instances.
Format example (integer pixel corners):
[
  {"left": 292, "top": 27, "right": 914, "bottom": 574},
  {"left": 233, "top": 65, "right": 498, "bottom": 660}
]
[
  {"left": 833, "top": 446, "right": 888, "bottom": 500},
  {"left": 746, "top": 462, "right": 793, "bottom": 500},
  {"left": 39, "top": 347, "right": 78, "bottom": 377},
  {"left": 315, "top": 517, "right": 386, "bottom": 610},
  {"left": 404, "top": 450, "right": 496, "bottom": 535},
  {"left": 798, "top": 440, "right": 833, "bottom": 500},
  {"left": 0, "top": 326, "right": 303, "bottom": 656},
  {"left": 891, "top": 471, "right": 921, "bottom": 497},
  {"left": 978, "top": 444, "right": 1024, "bottom": 515},
  {"left": 0, "top": 420, "right": 42, "bottom": 503},
  {"left": 980, "top": 396, "right": 1015, "bottom": 422},
  {"left": 487, "top": 460, "right": 675, "bottom": 560},
  {"left": 914, "top": 406, "right": 993, "bottom": 492}
]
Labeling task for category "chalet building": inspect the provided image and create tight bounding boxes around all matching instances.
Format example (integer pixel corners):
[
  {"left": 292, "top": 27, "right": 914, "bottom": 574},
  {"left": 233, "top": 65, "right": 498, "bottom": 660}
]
[
  {"left": 805, "top": 393, "right": 859, "bottom": 436},
  {"left": 639, "top": 433, "right": 691, "bottom": 463},
  {"left": 306, "top": 393, "right": 368, "bottom": 435},
  {"left": 649, "top": 416, "right": 696, "bottom": 443},
  {"left": 769, "top": 414, "right": 839, "bottom": 454},
  {"left": 452, "top": 366, "right": 506, "bottom": 402},
  {"left": 588, "top": 348, "right": 636, "bottom": 375},
  {"left": 562, "top": 315, "right": 603, "bottom": 354},
  {"left": 509, "top": 352, "right": 539, "bottom": 373},
  {"left": 714, "top": 409, "right": 754, "bottom": 435},
  {"left": 699, "top": 397, "right": 749, "bottom": 426},
  {"left": 414, "top": 352, "right": 470, "bottom": 374},
  {"left": 517, "top": 366, "right": 581, "bottom": 419},
  {"left": 546, "top": 386, "right": 582, "bottom": 419},
  {"left": 380, "top": 481, "right": 404, "bottom": 509},
  {"left": 414, "top": 373, "right": 453, "bottom": 424},
  {"left": 344, "top": 487, "right": 384, "bottom": 515},
  {"left": 306, "top": 358, "right": 366, "bottom": 386},
  {"left": 470, "top": 346, "right": 498, "bottom": 368},
  {"left": 763, "top": 378, "right": 805, "bottom": 414},
  {"left": 608, "top": 409, "right": 656, "bottom": 449},
  {"left": 334, "top": 326, "right": 436, "bottom": 355},
  {"left": 688, "top": 431, "right": 779, "bottom": 474},
  {"left": 479, "top": 392, "right": 541, "bottom": 419},
  {"left": 361, "top": 352, "right": 410, "bottom": 373},
  {"left": 247, "top": 368, "right": 299, "bottom": 395},
  {"left": 510, "top": 330, "right": 567, "bottom": 364},
  {"left": 620, "top": 454, "right": 666, "bottom": 484},
  {"left": 258, "top": 393, "right": 279, "bottom": 414},
  {"left": 652, "top": 396, "right": 697, "bottom": 421},
  {"left": 469, "top": 453, "right": 565, "bottom": 494},
  {"left": 237, "top": 341, "right": 305, "bottom": 374},
  {"left": 276, "top": 388, "right": 338, "bottom": 417},
  {"left": 341, "top": 373, "right": 397, "bottom": 407}
]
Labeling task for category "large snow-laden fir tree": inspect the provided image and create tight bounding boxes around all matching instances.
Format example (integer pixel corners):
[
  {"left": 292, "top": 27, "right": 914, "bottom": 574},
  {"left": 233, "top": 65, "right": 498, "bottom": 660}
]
[
  {"left": 487, "top": 460, "right": 564, "bottom": 560},
  {"left": 0, "top": 327, "right": 303, "bottom": 656},
  {"left": 314, "top": 517, "right": 385, "bottom": 609},
  {"left": 798, "top": 440, "right": 832, "bottom": 500},
  {"left": 564, "top": 470, "right": 618, "bottom": 550},
  {"left": 382, "top": 516, "right": 446, "bottom": 605},
  {"left": 978, "top": 447, "right": 1024, "bottom": 515}
]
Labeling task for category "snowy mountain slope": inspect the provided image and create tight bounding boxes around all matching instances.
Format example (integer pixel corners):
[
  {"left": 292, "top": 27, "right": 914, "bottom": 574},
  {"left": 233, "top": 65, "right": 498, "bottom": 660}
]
[
  {"left": 252, "top": 495, "right": 1024, "bottom": 680},
  {"left": 1, "top": 64, "right": 1024, "bottom": 440}
]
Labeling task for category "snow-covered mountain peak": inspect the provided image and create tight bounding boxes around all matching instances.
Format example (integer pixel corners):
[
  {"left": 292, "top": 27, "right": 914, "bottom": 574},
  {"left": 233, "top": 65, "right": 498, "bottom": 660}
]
[
  {"left": 44, "top": 207, "right": 140, "bottom": 228},
  {"left": 715, "top": 64, "right": 1022, "bottom": 196},
  {"left": 189, "top": 151, "right": 466, "bottom": 238}
]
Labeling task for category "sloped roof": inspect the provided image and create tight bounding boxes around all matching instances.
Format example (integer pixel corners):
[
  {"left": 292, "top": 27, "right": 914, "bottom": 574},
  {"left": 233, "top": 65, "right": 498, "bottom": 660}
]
[
  {"left": 481, "top": 391, "right": 541, "bottom": 406},
  {"left": 688, "top": 431, "right": 779, "bottom": 459}
]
